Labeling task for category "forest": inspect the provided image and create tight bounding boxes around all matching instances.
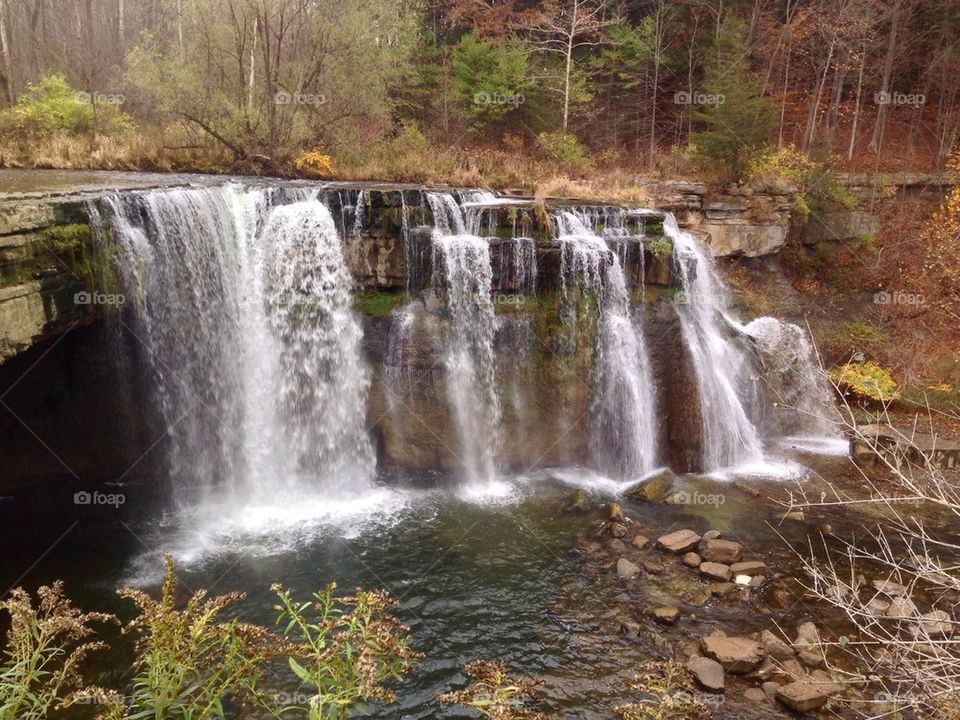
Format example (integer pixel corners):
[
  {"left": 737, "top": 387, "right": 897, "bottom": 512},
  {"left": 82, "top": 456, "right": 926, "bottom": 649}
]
[{"left": 0, "top": 0, "right": 957, "bottom": 182}]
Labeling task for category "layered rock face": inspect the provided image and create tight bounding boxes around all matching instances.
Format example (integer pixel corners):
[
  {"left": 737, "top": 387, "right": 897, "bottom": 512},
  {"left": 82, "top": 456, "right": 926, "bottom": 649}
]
[{"left": 0, "top": 174, "right": 830, "bottom": 488}]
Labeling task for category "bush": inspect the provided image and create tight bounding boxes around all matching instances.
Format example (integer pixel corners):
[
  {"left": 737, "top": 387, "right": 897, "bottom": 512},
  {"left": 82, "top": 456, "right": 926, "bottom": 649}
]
[
  {"left": 294, "top": 150, "right": 336, "bottom": 178},
  {"left": 272, "top": 581, "right": 421, "bottom": 718},
  {"left": 1, "top": 73, "right": 135, "bottom": 139},
  {"left": 118, "top": 554, "right": 282, "bottom": 720},
  {"left": 0, "top": 582, "right": 117, "bottom": 720},
  {"left": 437, "top": 660, "right": 547, "bottom": 719},
  {"left": 748, "top": 145, "right": 855, "bottom": 223},
  {"left": 537, "top": 131, "right": 590, "bottom": 170},
  {"left": 828, "top": 361, "right": 900, "bottom": 402}
]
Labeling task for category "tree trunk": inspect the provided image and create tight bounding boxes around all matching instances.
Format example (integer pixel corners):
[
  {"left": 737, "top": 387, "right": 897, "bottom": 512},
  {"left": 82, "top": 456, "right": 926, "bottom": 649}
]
[
  {"left": 846, "top": 46, "right": 866, "bottom": 162},
  {"left": 0, "top": 0, "right": 14, "bottom": 106},
  {"left": 802, "top": 38, "right": 834, "bottom": 151},
  {"left": 869, "top": 0, "right": 902, "bottom": 153}
]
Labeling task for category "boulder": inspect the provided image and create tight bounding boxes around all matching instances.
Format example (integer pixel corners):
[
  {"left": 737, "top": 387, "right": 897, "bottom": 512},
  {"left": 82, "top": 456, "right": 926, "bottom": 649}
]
[
  {"left": 624, "top": 468, "right": 677, "bottom": 502},
  {"left": 915, "top": 609, "right": 954, "bottom": 638},
  {"left": 886, "top": 598, "right": 919, "bottom": 619},
  {"left": 657, "top": 529, "right": 702, "bottom": 554},
  {"left": 871, "top": 578, "right": 909, "bottom": 597},
  {"left": 701, "top": 539, "right": 744, "bottom": 564},
  {"left": 700, "top": 562, "right": 733, "bottom": 582},
  {"left": 701, "top": 633, "right": 765, "bottom": 673},
  {"left": 731, "top": 560, "right": 767, "bottom": 576},
  {"left": 617, "top": 557, "right": 641, "bottom": 579},
  {"left": 608, "top": 503, "right": 625, "bottom": 522},
  {"left": 776, "top": 680, "right": 830, "bottom": 713},
  {"left": 682, "top": 552, "right": 701, "bottom": 568},
  {"left": 686, "top": 656, "right": 725, "bottom": 693},
  {"left": 653, "top": 606, "right": 680, "bottom": 625},
  {"left": 761, "top": 630, "right": 795, "bottom": 661}
]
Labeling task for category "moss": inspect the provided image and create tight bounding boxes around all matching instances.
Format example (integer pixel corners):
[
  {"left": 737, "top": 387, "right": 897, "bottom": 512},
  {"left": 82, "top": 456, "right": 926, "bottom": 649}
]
[
  {"left": 44, "top": 223, "right": 91, "bottom": 253},
  {"left": 644, "top": 221, "right": 664, "bottom": 236},
  {"left": 354, "top": 289, "right": 406, "bottom": 317}
]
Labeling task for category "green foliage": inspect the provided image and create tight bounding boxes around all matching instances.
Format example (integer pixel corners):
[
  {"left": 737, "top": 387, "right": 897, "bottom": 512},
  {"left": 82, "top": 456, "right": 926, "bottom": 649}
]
[
  {"left": 748, "top": 145, "right": 856, "bottom": 223},
  {"left": 355, "top": 290, "right": 407, "bottom": 318},
  {"left": 537, "top": 131, "right": 589, "bottom": 168},
  {"left": 829, "top": 361, "right": 900, "bottom": 402},
  {"left": 0, "top": 73, "right": 134, "bottom": 139},
  {"left": 689, "top": 18, "right": 777, "bottom": 179},
  {"left": 272, "top": 582, "right": 421, "bottom": 719},
  {"left": 647, "top": 238, "right": 673, "bottom": 261},
  {"left": 117, "top": 554, "right": 281, "bottom": 720},
  {"left": 452, "top": 34, "right": 529, "bottom": 130},
  {"left": 0, "top": 582, "right": 117, "bottom": 720},
  {"left": 436, "top": 660, "right": 547, "bottom": 719}
]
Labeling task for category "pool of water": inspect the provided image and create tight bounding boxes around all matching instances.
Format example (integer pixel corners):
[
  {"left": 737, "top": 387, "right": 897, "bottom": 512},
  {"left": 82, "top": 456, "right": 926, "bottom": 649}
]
[{"left": 2, "top": 447, "right": 889, "bottom": 719}]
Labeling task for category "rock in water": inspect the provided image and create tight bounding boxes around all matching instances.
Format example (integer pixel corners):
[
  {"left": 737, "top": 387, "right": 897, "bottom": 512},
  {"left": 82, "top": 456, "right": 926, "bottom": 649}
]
[
  {"left": 624, "top": 468, "right": 677, "bottom": 502},
  {"left": 686, "top": 656, "right": 725, "bottom": 692},
  {"left": 682, "top": 552, "right": 702, "bottom": 568},
  {"left": 761, "top": 630, "right": 795, "bottom": 661},
  {"left": 657, "top": 529, "right": 702, "bottom": 554},
  {"left": 701, "top": 632, "right": 765, "bottom": 673},
  {"left": 564, "top": 489, "right": 591, "bottom": 514},
  {"left": 617, "top": 557, "right": 641, "bottom": 579},
  {"left": 653, "top": 606, "right": 680, "bottom": 625},
  {"left": 731, "top": 560, "right": 767, "bottom": 576},
  {"left": 701, "top": 539, "right": 744, "bottom": 564},
  {"left": 775, "top": 680, "right": 831, "bottom": 712},
  {"left": 700, "top": 562, "right": 733, "bottom": 582}
]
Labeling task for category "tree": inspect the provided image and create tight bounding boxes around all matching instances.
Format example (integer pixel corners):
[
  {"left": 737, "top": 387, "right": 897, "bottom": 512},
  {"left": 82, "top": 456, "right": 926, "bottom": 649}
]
[
  {"left": 522, "top": 0, "right": 616, "bottom": 136},
  {"left": 689, "top": 17, "right": 776, "bottom": 178},
  {"left": 451, "top": 33, "right": 529, "bottom": 132}
]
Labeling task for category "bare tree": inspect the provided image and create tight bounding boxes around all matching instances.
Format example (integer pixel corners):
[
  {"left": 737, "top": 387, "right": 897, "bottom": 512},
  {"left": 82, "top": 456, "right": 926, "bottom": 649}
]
[{"left": 523, "top": 0, "right": 617, "bottom": 136}]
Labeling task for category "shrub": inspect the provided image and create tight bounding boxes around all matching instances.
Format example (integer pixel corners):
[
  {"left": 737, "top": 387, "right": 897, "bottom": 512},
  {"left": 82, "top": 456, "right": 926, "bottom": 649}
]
[
  {"left": 828, "top": 361, "right": 900, "bottom": 402},
  {"left": 1, "top": 73, "right": 135, "bottom": 139},
  {"left": 437, "top": 660, "right": 547, "bottom": 720},
  {"left": 272, "top": 582, "right": 421, "bottom": 719},
  {"left": 118, "top": 554, "right": 284, "bottom": 720},
  {"left": 0, "top": 582, "right": 117, "bottom": 720},
  {"left": 647, "top": 238, "right": 673, "bottom": 261},
  {"left": 613, "top": 661, "right": 712, "bottom": 720},
  {"left": 747, "top": 145, "right": 855, "bottom": 224},
  {"left": 294, "top": 150, "right": 336, "bottom": 178},
  {"left": 537, "top": 131, "right": 589, "bottom": 169}
]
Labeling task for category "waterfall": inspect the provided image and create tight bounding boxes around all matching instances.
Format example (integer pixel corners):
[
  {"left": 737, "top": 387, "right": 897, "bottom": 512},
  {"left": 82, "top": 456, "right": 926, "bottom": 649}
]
[
  {"left": 104, "top": 185, "right": 375, "bottom": 509},
  {"left": 663, "top": 214, "right": 764, "bottom": 469},
  {"left": 741, "top": 316, "right": 839, "bottom": 437},
  {"left": 427, "top": 192, "right": 501, "bottom": 485},
  {"left": 555, "top": 211, "right": 659, "bottom": 478}
]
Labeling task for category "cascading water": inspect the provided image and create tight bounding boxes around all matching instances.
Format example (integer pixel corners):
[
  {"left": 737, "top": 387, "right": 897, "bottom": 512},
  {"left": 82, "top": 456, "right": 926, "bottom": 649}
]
[
  {"left": 663, "top": 214, "right": 764, "bottom": 470},
  {"left": 427, "top": 192, "right": 502, "bottom": 486},
  {"left": 742, "top": 316, "right": 839, "bottom": 438},
  {"left": 104, "top": 185, "right": 376, "bottom": 516},
  {"left": 555, "top": 211, "right": 659, "bottom": 478}
]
